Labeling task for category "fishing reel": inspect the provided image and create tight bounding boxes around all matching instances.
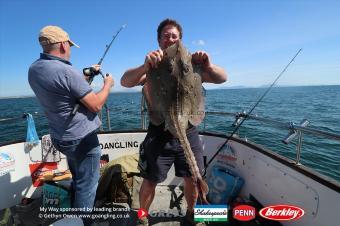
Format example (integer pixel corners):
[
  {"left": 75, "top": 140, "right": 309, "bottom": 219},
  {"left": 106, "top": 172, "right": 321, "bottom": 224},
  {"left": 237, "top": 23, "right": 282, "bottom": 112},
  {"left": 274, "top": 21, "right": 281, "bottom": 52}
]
[
  {"left": 83, "top": 66, "right": 104, "bottom": 84},
  {"left": 83, "top": 67, "right": 100, "bottom": 77}
]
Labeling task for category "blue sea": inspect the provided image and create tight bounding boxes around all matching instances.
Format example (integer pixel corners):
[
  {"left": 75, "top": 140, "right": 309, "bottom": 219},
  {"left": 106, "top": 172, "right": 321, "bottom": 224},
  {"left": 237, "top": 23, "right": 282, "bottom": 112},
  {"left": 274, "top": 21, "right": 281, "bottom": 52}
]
[{"left": 0, "top": 85, "right": 339, "bottom": 181}]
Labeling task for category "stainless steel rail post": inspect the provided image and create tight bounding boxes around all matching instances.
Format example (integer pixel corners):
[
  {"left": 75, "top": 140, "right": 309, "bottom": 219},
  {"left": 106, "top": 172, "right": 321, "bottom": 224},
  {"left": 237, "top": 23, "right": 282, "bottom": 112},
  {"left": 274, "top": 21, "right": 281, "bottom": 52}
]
[{"left": 141, "top": 93, "right": 147, "bottom": 130}]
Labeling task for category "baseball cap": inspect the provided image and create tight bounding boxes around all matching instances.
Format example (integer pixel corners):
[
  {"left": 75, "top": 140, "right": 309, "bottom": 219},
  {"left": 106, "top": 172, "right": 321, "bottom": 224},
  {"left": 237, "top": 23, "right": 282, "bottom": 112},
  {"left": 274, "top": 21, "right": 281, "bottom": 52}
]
[{"left": 39, "top": 25, "right": 80, "bottom": 48}]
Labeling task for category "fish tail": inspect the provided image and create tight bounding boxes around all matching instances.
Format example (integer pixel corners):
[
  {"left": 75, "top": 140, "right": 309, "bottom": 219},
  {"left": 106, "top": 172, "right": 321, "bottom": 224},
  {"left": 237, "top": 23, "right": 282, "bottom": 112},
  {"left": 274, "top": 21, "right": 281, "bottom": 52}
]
[
  {"left": 197, "top": 178, "right": 209, "bottom": 204},
  {"left": 178, "top": 126, "right": 201, "bottom": 179},
  {"left": 170, "top": 107, "right": 210, "bottom": 203}
]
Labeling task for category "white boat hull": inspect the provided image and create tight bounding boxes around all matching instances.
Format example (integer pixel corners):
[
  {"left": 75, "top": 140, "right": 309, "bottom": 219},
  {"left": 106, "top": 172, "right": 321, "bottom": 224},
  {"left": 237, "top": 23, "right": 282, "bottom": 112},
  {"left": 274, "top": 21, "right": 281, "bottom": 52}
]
[{"left": 0, "top": 131, "right": 339, "bottom": 226}]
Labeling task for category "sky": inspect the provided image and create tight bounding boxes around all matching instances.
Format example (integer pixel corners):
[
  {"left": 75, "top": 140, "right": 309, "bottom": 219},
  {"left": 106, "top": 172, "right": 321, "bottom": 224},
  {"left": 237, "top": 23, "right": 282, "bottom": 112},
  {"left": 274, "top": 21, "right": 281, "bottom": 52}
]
[{"left": 0, "top": 0, "right": 339, "bottom": 97}]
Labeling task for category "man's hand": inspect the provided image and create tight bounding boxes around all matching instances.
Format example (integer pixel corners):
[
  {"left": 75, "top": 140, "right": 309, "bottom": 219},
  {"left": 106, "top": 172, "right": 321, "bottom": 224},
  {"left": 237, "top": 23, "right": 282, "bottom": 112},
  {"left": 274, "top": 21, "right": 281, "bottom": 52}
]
[
  {"left": 91, "top": 64, "right": 101, "bottom": 73},
  {"left": 144, "top": 49, "right": 164, "bottom": 72},
  {"left": 104, "top": 73, "right": 114, "bottom": 88},
  {"left": 83, "top": 64, "right": 102, "bottom": 81},
  {"left": 192, "top": 51, "right": 212, "bottom": 70}
]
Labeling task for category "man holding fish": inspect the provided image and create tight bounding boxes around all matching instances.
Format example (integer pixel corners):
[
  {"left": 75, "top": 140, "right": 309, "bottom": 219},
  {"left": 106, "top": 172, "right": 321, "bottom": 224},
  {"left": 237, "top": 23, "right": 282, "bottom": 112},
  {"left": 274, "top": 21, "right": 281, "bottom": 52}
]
[{"left": 121, "top": 18, "right": 227, "bottom": 226}]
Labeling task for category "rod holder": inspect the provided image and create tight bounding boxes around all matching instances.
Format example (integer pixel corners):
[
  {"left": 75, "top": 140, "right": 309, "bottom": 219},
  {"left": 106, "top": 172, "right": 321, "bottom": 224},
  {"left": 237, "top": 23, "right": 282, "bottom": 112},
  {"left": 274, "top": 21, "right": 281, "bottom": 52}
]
[
  {"left": 282, "top": 119, "right": 310, "bottom": 144},
  {"left": 232, "top": 111, "right": 247, "bottom": 127}
]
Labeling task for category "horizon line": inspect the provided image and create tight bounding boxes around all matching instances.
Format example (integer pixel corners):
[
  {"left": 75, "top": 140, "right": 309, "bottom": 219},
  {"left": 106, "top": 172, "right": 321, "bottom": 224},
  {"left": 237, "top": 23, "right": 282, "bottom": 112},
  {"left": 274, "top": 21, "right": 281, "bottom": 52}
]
[
  {"left": 1, "top": 84, "right": 339, "bottom": 99},
  {"left": 0, "top": 84, "right": 340, "bottom": 99}
]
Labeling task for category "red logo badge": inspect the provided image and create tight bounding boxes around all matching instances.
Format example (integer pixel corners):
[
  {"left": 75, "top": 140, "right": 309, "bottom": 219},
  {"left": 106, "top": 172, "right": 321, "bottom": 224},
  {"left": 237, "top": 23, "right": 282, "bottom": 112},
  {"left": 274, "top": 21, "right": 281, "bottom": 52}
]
[
  {"left": 233, "top": 205, "right": 256, "bottom": 221},
  {"left": 29, "top": 162, "right": 57, "bottom": 187},
  {"left": 259, "top": 205, "right": 304, "bottom": 221},
  {"left": 138, "top": 208, "right": 148, "bottom": 219}
]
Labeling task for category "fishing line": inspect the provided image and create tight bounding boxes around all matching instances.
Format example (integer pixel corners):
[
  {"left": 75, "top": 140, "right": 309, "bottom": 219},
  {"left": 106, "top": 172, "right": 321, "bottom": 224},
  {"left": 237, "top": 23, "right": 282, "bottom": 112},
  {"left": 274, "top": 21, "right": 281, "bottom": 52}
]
[{"left": 202, "top": 48, "right": 302, "bottom": 177}]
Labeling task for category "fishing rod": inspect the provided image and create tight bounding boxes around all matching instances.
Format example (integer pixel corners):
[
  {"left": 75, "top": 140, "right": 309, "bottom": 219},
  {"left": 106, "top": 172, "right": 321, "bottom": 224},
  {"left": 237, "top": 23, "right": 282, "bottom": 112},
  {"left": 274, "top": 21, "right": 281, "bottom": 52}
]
[
  {"left": 202, "top": 48, "right": 302, "bottom": 177},
  {"left": 71, "top": 24, "right": 127, "bottom": 115},
  {"left": 0, "top": 112, "right": 41, "bottom": 123}
]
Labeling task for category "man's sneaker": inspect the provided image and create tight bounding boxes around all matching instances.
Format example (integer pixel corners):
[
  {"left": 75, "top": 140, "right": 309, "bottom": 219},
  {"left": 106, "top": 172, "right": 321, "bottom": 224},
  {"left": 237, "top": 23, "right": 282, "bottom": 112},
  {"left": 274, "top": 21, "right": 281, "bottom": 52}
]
[
  {"left": 136, "top": 216, "right": 149, "bottom": 226},
  {"left": 182, "top": 211, "right": 206, "bottom": 226}
]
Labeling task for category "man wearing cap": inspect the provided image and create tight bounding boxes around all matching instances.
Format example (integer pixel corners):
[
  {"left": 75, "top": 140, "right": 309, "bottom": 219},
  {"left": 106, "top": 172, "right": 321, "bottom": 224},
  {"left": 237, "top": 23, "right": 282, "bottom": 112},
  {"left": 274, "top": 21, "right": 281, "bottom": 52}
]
[{"left": 28, "top": 25, "right": 114, "bottom": 220}]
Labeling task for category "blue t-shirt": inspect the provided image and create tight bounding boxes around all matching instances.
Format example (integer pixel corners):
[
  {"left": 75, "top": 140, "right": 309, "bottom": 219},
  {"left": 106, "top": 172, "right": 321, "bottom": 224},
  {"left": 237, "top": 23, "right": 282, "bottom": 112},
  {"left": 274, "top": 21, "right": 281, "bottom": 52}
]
[{"left": 28, "top": 53, "right": 101, "bottom": 141}]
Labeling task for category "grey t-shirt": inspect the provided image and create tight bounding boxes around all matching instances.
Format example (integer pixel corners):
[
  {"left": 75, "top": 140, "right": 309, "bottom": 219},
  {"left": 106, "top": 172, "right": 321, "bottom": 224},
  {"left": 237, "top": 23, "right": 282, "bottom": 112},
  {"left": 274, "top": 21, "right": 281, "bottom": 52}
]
[{"left": 28, "top": 53, "right": 101, "bottom": 141}]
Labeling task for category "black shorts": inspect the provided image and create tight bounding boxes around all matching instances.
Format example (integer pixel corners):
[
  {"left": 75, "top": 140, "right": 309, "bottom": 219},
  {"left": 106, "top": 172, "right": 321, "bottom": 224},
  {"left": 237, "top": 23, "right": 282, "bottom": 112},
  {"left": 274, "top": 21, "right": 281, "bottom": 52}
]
[{"left": 140, "top": 123, "right": 204, "bottom": 183}]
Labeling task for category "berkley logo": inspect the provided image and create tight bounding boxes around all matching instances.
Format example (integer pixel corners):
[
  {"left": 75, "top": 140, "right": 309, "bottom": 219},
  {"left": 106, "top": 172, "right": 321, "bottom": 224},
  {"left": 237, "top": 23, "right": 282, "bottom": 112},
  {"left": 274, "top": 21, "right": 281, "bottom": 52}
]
[
  {"left": 233, "top": 205, "right": 256, "bottom": 221},
  {"left": 259, "top": 205, "right": 304, "bottom": 221}
]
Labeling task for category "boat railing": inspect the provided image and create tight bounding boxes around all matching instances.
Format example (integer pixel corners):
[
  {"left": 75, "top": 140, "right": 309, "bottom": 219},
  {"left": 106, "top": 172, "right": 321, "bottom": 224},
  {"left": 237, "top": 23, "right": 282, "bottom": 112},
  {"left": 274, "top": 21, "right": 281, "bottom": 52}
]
[
  {"left": 98, "top": 104, "right": 111, "bottom": 131},
  {"left": 139, "top": 95, "right": 340, "bottom": 165},
  {"left": 0, "top": 112, "right": 41, "bottom": 123},
  {"left": 202, "top": 111, "right": 340, "bottom": 165},
  {"left": 1, "top": 103, "right": 339, "bottom": 167},
  {"left": 205, "top": 111, "right": 340, "bottom": 141}
]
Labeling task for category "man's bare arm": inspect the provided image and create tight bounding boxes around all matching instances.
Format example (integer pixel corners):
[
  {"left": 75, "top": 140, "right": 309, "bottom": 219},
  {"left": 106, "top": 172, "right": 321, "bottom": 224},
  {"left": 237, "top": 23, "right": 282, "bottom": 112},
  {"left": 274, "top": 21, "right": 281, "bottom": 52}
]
[
  {"left": 121, "top": 49, "right": 164, "bottom": 87},
  {"left": 120, "top": 65, "right": 147, "bottom": 87},
  {"left": 80, "top": 75, "right": 114, "bottom": 113},
  {"left": 192, "top": 51, "right": 227, "bottom": 84},
  {"left": 201, "top": 64, "right": 227, "bottom": 84}
]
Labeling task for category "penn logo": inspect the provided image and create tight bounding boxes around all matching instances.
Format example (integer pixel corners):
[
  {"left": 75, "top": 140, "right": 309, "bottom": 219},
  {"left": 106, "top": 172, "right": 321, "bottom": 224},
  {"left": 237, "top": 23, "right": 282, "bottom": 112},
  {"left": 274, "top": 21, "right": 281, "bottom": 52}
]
[
  {"left": 259, "top": 205, "right": 304, "bottom": 221},
  {"left": 138, "top": 208, "right": 148, "bottom": 219},
  {"left": 233, "top": 205, "right": 256, "bottom": 221}
]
